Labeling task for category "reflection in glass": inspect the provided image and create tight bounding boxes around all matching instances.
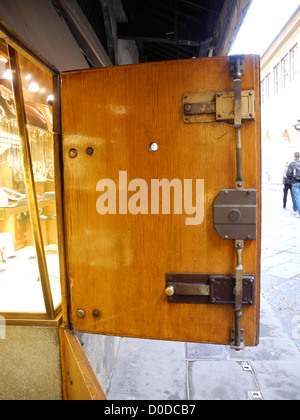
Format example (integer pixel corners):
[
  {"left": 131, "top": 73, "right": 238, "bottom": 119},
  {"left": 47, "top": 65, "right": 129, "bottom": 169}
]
[{"left": 0, "top": 40, "right": 61, "bottom": 313}]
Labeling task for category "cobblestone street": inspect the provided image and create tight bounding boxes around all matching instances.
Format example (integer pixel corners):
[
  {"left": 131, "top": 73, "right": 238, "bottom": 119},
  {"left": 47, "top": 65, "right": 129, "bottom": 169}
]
[{"left": 261, "top": 184, "right": 300, "bottom": 350}]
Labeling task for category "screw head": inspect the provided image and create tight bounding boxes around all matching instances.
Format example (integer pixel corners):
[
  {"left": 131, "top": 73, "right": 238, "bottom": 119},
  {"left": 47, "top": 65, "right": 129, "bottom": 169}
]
[
  {"left": 92, "top": 310, "right": 100, "bottom": 319},
  {"left": 77, "top": 309, "right": 86, "bottom": 319},
  {"left": 69, "top": 148, "right": 78, "bottom": 159},
  {"left": 86, "top": 147, "right": 94, "bottom": 156}
]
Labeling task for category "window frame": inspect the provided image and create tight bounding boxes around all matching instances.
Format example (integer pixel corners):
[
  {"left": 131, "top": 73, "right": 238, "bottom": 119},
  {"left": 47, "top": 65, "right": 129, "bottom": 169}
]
[
  {"left": 290, "top": 44, "right": 298, "bottom": 82},
  {"left": 261, "top": 73, "right": 270, "bottom": 104},
  {"left": 281, "top": 54, "right": 289, "bottom": 88},
  {"left": 0, "top": 26, "right": 65, "bottom": 326},
  {"left": 273, "top": 63, "right": 280, "bottom": 94}
]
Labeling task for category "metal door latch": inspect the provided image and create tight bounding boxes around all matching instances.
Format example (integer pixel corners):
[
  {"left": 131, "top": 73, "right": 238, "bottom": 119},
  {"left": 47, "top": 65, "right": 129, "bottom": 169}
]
[
  {"left": 165, "top": 273, "right": 256, "bottom": 306},
  {"left": 183, "top": 90, "right": 255, "bottom": 124}
]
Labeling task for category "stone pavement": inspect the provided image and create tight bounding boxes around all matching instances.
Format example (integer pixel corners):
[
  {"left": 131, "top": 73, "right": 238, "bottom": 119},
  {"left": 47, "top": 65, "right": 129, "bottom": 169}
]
[{"left": 97, "top": 185, "right": 300, "bottom": 400}]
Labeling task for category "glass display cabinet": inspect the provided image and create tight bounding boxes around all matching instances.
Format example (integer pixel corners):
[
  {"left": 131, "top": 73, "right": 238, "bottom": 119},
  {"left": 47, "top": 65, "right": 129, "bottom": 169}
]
[{"left": 0, "top": 38, "right": 61, "bottom": 320}]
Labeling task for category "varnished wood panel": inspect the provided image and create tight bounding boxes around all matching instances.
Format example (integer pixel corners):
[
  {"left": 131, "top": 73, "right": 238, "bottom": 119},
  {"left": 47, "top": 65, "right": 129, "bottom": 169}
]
[
  {"left": 61, "top": 57, "right": 261, "bottom": 346},
  {"left": 59, "top": 328, "right": 106, "bottom": 401}
]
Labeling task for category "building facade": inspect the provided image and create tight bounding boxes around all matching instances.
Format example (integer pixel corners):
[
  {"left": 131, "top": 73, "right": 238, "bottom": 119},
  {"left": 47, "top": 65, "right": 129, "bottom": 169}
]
[{"left": 261, "top": 6, "right": 300, "bottom": 184}]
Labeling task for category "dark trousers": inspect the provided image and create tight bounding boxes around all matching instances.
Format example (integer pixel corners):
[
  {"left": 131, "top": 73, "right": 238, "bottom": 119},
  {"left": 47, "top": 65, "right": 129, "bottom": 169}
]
[{"left": 283, "top": 184, "right": 295, "bottom": 208}]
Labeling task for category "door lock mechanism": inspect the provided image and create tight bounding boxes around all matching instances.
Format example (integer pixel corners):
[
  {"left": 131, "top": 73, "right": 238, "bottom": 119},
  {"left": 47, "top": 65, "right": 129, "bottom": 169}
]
[
  {"left": 213, "top": 56, "right": 257, "bottom": 351},
  {"left": 214, "top": 189, "right": 257, "bottom": 241}
]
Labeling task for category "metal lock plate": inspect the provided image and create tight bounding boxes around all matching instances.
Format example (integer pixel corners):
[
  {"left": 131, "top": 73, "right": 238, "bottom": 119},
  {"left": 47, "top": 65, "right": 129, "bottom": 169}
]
[
  {"left": 213, "top": 189, "right": 257, "bottom": 240},
  {"left": 216, "top": 90, "right": 255, "bottom": 121}
]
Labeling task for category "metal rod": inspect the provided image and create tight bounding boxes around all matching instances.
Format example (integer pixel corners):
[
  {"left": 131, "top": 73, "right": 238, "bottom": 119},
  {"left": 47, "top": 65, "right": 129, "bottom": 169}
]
[
  {"left": 8, "top": 45, "right": 55, "bottom": 318},
  {"left": 236, "top": 129, "right": 243, "bottom": 187},
  {"left": 230, "top": 56, "right": 246, "bottom": 350},
  {"left": 234, "top": 72, "right": 244, "bottom": 189},
  {"left": 235, "top": 240, "right": 244, "bottom": 350}
]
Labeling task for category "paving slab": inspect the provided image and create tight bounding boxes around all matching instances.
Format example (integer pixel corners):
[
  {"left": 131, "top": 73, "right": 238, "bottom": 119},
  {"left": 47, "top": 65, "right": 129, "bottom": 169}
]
[
  {"left": 267, "top": 262, "right": 300, "bottom": 279},
  {"left": 188, "top": 360, "right": 261, "bottom": 401},
  {"left": 107, "top": 338, "right": 187, "bottom": 400},
  {"left": 251, "top": 361, "right": 300, "bottom": 400}
]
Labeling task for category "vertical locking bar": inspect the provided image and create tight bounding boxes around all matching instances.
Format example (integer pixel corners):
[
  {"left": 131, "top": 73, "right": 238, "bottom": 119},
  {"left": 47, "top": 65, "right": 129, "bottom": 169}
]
[
  {"left": 230, "top": 56, "right": 246, "bottom": 349},
  {"left": 234, "top": 240, "right": 244, "bottom": 350},
  {"left": 232, "top": 56, "right": 244, "bottom": 190}
]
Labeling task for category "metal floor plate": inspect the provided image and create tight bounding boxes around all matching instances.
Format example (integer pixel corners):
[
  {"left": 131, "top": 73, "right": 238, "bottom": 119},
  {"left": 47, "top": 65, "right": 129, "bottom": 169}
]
[{"left": 186, "top": 343, "right": 227, "bottom": 360}]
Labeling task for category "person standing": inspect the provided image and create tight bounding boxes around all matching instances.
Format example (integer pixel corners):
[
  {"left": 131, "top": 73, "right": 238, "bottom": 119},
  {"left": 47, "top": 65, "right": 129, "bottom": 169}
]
[
  {"left": 287, "top": 152, "right": 300, "bottom": 218},
  {"left": 282, "top": 161, "right": 295, "bottom": 210}
]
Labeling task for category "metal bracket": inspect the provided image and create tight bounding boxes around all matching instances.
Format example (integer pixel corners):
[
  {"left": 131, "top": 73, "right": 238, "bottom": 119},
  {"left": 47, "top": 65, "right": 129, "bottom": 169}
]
[
  {"left": 165, "top": 274, "right": 256, "bottom": 305},
  {"left": 183, "top": 90, "right": 255, "bottom": 124},
  {"left": 229, "top": 55, "right": 245, "bottom": 78},
  {"left": 230, "top": 328, "right": 245, "bottom": 350}
]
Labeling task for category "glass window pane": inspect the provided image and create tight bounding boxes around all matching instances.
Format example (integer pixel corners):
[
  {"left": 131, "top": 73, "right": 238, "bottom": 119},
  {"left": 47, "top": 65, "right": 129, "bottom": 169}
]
[
  {"left": 0, "top": 40, "right": 46, "bottom": 313},
  {"left": 17, "top": 52, "right": 61, "bottom": 309}
]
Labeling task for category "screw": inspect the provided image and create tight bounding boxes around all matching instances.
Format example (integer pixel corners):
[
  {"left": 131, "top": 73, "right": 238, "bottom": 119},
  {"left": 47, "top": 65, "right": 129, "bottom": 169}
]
[
  {"left": 92, "top": 310, "right": 100, "bottom": 319},
  {"left": 77, "top": 309, "right": 86, "bottom": 319},
  {"left": 69, "top": 148, "right": 78, "bottom": 159},
  {"left": 184, "top": 104, "right": 192, "bottom": 112},
  {"left": 86, "top": 147, "right": 94, "bottom": 156}
]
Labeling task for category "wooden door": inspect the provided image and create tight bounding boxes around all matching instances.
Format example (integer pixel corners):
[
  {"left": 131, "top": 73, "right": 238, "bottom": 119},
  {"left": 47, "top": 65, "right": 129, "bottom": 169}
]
[
  {"left": 61, "top": 56, "right": 261, "bottom": 346},
  {"left": 59, "top": 328, "right": 106, "bottom": 400}
]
